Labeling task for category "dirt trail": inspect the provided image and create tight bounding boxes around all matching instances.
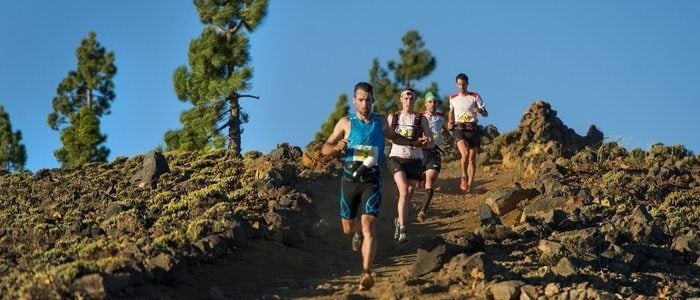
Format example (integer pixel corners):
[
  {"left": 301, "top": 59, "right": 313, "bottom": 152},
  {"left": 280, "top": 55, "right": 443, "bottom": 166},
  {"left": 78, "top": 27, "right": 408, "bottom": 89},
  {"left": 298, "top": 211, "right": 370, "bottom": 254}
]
[{"left": 171, "top": 160, "right": 517, "bottom": 299}]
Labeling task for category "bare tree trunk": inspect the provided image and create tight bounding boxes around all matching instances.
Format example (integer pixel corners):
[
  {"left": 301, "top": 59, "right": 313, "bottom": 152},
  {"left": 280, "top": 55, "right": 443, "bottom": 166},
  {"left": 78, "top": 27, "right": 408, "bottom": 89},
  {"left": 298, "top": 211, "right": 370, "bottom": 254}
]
[
  {"left": 228, "top": 95, "right": 241, "bottom": 156},
  {"left": 86, "top": 89, "right": 93, "bottom": 111}
]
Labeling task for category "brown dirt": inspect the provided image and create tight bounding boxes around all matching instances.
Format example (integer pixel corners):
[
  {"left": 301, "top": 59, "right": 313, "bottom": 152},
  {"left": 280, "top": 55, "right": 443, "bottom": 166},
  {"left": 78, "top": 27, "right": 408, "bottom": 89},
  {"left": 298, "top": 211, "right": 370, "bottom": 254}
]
[{"left": 164, "top": 159, "right": 519, "bottom": 299}]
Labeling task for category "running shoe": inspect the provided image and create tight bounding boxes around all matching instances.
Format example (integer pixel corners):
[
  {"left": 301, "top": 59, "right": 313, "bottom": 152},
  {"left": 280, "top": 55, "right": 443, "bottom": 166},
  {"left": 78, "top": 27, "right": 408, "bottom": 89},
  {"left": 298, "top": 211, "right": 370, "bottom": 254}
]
[
  {"left": 460, "top": 177, "right": 468, "bottom": 191},
  {"left": 394, "top": 218, "right": 400, "bottom": 240},
  {"left": 398, "top": 227, "right": 408, "bottom": 243},
  {"left": 358, "top": 272, "right": 374, "bottom": 291},
  {"left": 352, "top": 232, "right": 363, "bottom": 252}
]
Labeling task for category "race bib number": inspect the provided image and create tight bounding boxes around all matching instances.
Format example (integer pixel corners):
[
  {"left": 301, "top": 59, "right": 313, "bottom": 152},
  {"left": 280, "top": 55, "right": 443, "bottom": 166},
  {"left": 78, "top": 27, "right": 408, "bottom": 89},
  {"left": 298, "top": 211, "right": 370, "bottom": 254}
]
[
  {"left": 395, "top": 125, "right": 415, "bottom": 139},
  {"left": 457, "top": 114, "right": 473, "bottom": 122},
  {"left": 351, "top": 145, "right": 379, "bottom": 166}
]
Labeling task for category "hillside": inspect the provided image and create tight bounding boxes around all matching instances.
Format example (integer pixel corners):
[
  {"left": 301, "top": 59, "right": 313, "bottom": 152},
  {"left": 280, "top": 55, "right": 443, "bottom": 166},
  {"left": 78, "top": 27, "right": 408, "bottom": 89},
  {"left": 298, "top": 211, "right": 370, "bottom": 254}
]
[{"left": 1, "top": 101, "right": 699, "bottom": 299}]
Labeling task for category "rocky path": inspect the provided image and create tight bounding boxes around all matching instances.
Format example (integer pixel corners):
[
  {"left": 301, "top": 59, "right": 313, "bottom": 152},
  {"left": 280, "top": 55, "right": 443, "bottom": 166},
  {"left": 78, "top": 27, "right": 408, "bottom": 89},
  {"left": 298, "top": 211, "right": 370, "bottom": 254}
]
[
  {"left": 165, "top": 160, "right": 516, "bottom": 299},
  {"left": 303, "top": 161, "right": 517, "bottom": 299}
]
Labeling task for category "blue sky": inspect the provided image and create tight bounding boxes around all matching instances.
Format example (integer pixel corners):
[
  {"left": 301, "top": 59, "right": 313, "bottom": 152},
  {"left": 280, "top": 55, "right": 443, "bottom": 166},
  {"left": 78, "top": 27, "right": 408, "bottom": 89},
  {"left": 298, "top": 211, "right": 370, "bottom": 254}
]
[{"left": 1, "top": 1, "right": 699, "bottom": 171}]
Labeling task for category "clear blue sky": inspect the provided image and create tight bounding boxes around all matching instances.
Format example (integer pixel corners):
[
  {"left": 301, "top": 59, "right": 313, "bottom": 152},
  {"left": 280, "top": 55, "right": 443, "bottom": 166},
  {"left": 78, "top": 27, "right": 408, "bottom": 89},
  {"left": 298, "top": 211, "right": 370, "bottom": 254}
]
[{"left": 1, "top": 1, "right": 699, "bottom": 172}]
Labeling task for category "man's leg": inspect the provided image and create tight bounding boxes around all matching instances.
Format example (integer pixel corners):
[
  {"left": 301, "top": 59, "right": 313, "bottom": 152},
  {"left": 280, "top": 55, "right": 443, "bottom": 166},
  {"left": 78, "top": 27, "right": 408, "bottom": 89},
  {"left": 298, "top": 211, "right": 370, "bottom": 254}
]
[
  {"left": 393, "top": 171, "right": 410, "bottom": 228},
  {"left": 341, "top": 218, "right": 361, "bottom": 234},
  {"left": 418, "top": 169, "right": 438, "bottom": 220},
  {"left": 456, "top": 140, "right": 470, "bottom": 191},
  {"left": 360, "top": 214, "right": 377, "bottom": 272},
  {"left": 359, "top": 214, "right": 376, "bottom": 290},
  {"left": 466, "top": 147, "right": 478, "bottom": 192},
  {"left": 456, "top": 140, "right": 469, "bottom": 177},
  {"left": 398, "top": 176, "right": 420, "bottom": 243}
]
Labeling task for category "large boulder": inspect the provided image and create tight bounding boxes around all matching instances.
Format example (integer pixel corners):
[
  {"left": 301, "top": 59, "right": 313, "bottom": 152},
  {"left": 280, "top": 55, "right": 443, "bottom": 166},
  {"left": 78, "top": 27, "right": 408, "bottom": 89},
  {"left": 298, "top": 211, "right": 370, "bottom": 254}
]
[{"left": 130, "top": 151, "right": 169, "bottom": 188}]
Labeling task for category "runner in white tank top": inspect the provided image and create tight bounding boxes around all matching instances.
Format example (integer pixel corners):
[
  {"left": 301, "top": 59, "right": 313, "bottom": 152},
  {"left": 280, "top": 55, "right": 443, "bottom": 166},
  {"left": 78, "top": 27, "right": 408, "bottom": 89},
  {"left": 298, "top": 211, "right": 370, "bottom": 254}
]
[
  {"left": 447, "top": 73, "right": 488, "bottom": 193},
  {"left": 387, "top": 88, "right": 432, "bottom": 244}
]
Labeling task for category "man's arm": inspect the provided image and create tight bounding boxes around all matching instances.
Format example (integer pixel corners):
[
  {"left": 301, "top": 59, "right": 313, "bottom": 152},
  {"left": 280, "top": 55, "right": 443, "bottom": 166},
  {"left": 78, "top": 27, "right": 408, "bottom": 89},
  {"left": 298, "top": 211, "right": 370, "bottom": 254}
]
[
  {"left": 322, "top": 117, "right": 349, "bottom": 156},
  {"left": 441, "top": 119, "right": 452, "bottom": 140},
  {"left": 420, "top": 115, "right": 436, "bottom": 149},
  {"left": 477, "top": 96, "right": 488, "bottom": 117},
  {"left": 447, "top": 106, "right": 455, "bottom": 130},
  {"left": 479, "top": 108, "right": 489, "bottom": 117}
]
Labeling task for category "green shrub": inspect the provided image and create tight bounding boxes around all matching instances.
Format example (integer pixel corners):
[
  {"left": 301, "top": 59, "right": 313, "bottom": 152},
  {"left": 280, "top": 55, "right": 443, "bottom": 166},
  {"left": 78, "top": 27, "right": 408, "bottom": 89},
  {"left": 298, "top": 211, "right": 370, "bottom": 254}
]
[
  {"left": 153, "top": 230, "right": 188, "bottom": 249},
  {"left": 651, "top": 191, "right": 700, "bottom": 234},
  {"left": 628, "top": 148, "right": 647, "bottom": 164},
  {"left": 186, "top": 219, "right": 215, "bottom": 241}
]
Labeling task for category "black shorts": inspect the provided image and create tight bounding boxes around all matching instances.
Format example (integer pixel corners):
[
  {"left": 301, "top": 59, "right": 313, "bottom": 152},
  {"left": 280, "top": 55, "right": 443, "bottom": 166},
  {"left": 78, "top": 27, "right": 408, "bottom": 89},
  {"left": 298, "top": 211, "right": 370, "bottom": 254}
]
[
  {"left": 340, "top": 165, "right": 382, "bottom": 219},
  {"left": 422, "top": 148, "right": 442, "bottom": 172},
  {"left": 453, "top": 126, "right": 481, "bottom": 149},
  {"left": 340, "top": 175, "right": 382, "bottom": 220},
  {"left": 388, "top": 157, "right": 424, "bottom": 181}
]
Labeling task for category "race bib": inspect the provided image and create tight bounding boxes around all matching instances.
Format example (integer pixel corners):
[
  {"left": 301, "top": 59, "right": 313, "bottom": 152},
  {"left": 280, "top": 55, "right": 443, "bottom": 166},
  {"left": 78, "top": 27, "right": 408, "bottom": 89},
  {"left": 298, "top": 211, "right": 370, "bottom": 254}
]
[
  {"left": 395, "top": 125, "right": 416, "bottom": 139},
  {"left": 350, "top": 144, "right": 379, "bottom": 166},
  {"left": 457, "top": 114, "right": 473, "bottom": 122}
]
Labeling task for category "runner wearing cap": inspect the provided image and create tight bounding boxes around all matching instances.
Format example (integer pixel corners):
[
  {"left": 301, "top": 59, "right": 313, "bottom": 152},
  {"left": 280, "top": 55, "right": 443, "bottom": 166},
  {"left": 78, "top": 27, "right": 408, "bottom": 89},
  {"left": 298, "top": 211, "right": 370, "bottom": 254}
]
[{"left": 417, "top": 91, "right": 451, "bottom": 222}]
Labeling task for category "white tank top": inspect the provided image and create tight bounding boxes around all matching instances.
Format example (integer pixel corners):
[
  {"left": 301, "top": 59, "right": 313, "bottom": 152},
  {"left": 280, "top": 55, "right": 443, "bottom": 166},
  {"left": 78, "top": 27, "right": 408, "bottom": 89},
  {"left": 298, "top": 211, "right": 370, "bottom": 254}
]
[
  {"left": 389, "top": 112, "right": 424, "bottom": 159},
  {"left": 450, "top": 92, "right": 485, "bottom": 123}
]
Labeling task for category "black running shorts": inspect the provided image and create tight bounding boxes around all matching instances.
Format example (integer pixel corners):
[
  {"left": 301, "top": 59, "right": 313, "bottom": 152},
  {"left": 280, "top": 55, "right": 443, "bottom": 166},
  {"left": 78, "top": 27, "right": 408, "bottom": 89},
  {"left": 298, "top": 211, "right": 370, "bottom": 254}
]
[
  {"left": 339, "top": 174, "right": 382, "bottom": 219},
  {"left": 422, "top": 148, "right": 442, "bottom": 172},
  {"left": 388, "top": 157, "right": 424, "bottom": 181},
  {"left": 453, "top": 128, "right": 481, "bottom": 149}
]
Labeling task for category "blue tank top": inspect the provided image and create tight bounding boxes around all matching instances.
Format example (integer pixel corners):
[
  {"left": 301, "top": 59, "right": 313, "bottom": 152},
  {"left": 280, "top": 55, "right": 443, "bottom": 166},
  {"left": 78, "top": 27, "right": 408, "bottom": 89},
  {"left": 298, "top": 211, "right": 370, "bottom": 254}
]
[{"left": 344, "top": 113, "right": 385, "bottom": 166}]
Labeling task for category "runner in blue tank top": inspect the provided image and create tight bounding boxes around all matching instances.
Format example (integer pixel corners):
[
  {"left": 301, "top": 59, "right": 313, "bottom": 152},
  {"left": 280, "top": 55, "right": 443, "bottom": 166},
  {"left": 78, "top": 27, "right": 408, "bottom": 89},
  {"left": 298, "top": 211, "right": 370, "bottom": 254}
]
[{"left": 322, "top": 82, "right": 428, "bottom": 291}]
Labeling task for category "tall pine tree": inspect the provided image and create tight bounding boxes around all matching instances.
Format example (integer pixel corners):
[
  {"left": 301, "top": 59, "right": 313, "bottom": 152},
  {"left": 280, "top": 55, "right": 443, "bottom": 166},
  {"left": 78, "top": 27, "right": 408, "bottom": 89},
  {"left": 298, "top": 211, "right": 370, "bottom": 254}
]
[
  {"left": 48, "top": 31, "right": 115, "bottom": 166},
  {"left": 165, "top": 0, "right": 268, "bottom": 155},
  {"left": 389, "top": 30, "right": 436, "bottom": 88},
  {"left": 369, "top": 59, "right": 400, "bottom": 116},
  {"left": 48, "top": 31, "right": 116, "bottom": 130},
  {"left": 0, "top": 106, "right": 26, "bottom": 173},
  {"left": 369, "top": 30, "right": 438, "bottom": 116},
  {"left": 315, "top": 94, "right": 349, "bottom": 141}
]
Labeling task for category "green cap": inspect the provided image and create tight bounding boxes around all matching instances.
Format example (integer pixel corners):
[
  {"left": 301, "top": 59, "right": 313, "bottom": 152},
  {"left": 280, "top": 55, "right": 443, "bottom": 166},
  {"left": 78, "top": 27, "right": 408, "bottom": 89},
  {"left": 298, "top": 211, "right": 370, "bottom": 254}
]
[{"left": 424, "top": 92, "right": 437, "bottom": 102}]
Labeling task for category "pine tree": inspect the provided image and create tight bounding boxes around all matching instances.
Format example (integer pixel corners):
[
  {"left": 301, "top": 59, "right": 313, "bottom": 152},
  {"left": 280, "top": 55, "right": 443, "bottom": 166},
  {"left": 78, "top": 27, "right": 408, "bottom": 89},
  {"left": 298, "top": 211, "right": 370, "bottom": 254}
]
[
  {"left": 369, "top": 59, "right": 400, "bottom": 116},
  {"left": 315, "top": 94, "right": 349, "bottom": 141},
  {"left": 369, "top": 30, "right": 438, "bottom": 116},
  {"left": 166, "top": 0, "right": 268, "bottom": 155},
  {"left": 389, "top": 30, "right": 436, "bottom": 88},
  {"left": 48, "top": 31, "right": 116, "bottom": 130},
  {"left": 47, "top": 31, "right": 115, "bottom": 166},
  {"left": 0, "top": 106, "right": 26, "bottom": 173}
]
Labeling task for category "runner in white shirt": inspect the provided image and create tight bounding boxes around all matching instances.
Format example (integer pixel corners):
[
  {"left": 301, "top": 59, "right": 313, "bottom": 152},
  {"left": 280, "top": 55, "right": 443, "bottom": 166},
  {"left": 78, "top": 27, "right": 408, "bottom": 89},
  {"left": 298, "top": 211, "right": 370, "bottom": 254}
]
[
  {"left": 417, "top": 91, "right": 451, "bottom": 222},
  {"left": 447, "top": 73, "right": 488, "bottom": 193},
  {"left": 387, "top": 88, "right": 432, "bottom": 243}
]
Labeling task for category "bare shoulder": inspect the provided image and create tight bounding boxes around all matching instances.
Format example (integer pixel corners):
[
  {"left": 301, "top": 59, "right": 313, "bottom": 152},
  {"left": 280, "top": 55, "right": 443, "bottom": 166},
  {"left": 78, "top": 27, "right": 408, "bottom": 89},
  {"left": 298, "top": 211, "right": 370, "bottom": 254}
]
[
  {"left": 336, "top": 116, "right": 351, "bottom": 129},
  {"left": 326, "top": 116, "right": 351, "bottom": 143}
]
